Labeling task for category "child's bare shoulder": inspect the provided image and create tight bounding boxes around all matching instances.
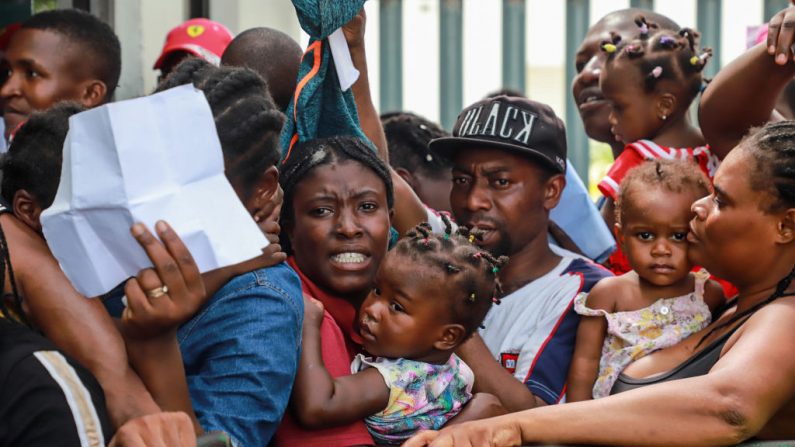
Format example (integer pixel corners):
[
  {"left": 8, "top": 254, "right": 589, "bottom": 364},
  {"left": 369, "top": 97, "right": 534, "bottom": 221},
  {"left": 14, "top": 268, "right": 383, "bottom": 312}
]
[{"left": 582, "top": 275, "right": 633, "bottom": 312}]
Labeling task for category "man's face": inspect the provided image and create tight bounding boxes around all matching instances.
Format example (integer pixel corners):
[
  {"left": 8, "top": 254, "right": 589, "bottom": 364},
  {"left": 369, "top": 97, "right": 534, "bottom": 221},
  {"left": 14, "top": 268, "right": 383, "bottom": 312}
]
[
  {"left": 571, "top": 18, "right": 640, "bottom": 146},
  {"left": 1, "top": 28, "right": 86, "bottom": 138},
  {"left": 450, "top": 146, "right": 558, "bottom": 258}
]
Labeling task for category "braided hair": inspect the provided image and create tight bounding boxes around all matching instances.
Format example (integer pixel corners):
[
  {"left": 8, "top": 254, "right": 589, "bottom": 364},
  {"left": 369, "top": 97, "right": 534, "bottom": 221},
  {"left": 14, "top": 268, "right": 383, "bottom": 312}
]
[
  {"left": 601, "top": 15, "right": 712, "bottom": 107},
  {"left": 743, "top": 122, "right": 795, "bottom": 213},
  {"left": 393, "top": 215, "right": 508, "bottom": 337},
  {"left": 381, "top": 112, "right": 451, "bottom": 179},
  {"left": 279, "top": 135, "right": 395, "bottom": 254},
  {"left": 155, "top": 58, "right": 285, "bottom": 201},
  {"left": 616, "top": 158, "right": 711, "bottom": 226}
]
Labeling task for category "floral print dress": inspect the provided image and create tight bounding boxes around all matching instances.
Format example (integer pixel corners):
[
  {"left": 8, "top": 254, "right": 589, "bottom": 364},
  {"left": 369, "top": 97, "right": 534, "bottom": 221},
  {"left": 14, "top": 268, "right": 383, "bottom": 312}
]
[{"left": 573, "top": 270, "right": 712, "bottom": 398}]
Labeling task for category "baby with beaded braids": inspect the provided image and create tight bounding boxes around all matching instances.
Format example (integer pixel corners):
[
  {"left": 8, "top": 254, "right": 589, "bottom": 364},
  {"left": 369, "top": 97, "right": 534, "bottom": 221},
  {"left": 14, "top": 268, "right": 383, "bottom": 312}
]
[{"left": 291, "top": 215, "right": 507, "bottom": 445}]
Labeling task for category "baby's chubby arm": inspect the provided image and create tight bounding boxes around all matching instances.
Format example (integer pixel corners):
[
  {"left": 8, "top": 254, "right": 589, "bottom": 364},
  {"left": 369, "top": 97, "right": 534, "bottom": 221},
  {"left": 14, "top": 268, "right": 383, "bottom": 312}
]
[
  {"left": 566, "top": 277, "right": 619, "bottom": 402},
  {"left": 291, "top": 297, "right": 390, "bottom": 429}
]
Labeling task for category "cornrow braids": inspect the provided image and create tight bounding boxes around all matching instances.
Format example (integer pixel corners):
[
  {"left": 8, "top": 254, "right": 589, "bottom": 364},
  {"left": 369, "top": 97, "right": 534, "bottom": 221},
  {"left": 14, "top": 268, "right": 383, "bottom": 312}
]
[
  {"left": 742, "top": 122, "right": 795, "bottom": 213},
  {"left": 394, "top": 215, "right": 508, "bottom": 337},
  {"left": 695, "top": 267, "right": 795, "bottom": 350},
  {"left": 616, "top": 159, "right": 710, "bottom": 226},
  {"left": 381, "top": 112, "right": 451, "bottom": 177},
  {"left": 1, "top": 103, "right": 85, "bottom": 209},
  {"left": 155, "top": 58, "right": 285, "bottom": 201},
  {"left": 279, "top": 135, "right": 395, "bottom": 254},
  {"left": 602, "top": 16, "right": 711, "bottom": 105}
]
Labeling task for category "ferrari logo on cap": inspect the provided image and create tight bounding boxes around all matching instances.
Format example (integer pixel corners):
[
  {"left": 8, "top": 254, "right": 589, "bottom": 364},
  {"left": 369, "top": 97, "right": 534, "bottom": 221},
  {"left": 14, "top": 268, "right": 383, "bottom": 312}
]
[{"left": 187, "top": 25, "right": 205, "bottom": 38}]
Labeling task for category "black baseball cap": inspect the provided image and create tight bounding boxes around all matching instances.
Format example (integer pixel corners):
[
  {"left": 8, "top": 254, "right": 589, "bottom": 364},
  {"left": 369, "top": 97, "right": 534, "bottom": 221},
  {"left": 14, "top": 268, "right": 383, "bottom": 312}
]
[{"left": 430, "top": 95, "right": 567, "bottom": 173}]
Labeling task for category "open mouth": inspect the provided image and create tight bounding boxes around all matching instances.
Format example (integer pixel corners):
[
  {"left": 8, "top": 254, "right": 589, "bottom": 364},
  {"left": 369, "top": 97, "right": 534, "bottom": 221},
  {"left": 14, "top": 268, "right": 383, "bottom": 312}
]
[
  {"left": 329, "top": 250, "right": 372, "bottom": 272},
  {"left": 577, "top": 90, "right": 607, "bottom": 112}
]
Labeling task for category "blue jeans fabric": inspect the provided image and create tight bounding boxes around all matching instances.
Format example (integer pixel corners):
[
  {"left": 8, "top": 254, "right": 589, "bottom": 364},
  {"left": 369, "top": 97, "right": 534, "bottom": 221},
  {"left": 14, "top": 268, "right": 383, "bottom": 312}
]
[{"left": 177, "top": 262, "right": 304, "bottom": 447}]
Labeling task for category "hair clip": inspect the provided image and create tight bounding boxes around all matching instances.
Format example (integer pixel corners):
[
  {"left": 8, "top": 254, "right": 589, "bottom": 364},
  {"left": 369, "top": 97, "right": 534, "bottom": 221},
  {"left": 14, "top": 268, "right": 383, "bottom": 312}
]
[
  {"left": 659, "top": 35, "right": 676, "bottom": 47},
  {"left": 601, "top": 43, "right": 617, "bottom": 53},
  {"left": 469, "top": 293, "right": 476, "bottom": 302},
  {"left": 650, "top": 66, "right": 663, "bottom": 78},
  {"left": 699, "top": 51, "right": 711, "bottom": 64}
]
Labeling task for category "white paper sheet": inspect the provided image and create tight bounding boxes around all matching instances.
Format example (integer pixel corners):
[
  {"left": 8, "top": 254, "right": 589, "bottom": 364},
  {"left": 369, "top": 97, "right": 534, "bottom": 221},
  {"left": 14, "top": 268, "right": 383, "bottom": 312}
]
[
  {"left": 41, "top": 84, "right": 269, "bottom": 297},
  {"left": 328, "top": 28, "right": 360, "bottom": 91}
]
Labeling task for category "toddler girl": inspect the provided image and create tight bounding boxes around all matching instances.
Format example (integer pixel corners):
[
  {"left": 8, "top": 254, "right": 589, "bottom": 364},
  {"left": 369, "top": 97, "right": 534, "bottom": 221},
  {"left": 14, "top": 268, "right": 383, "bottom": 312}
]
[
  {"left": 596, "top": 16, "right": 721, "bottom": 275},
  {"left": 567, "top": 159, "right": 724, "bottom": 401},
  {"left": 291, "top": 220, "right": 507, "bottom": 445}
]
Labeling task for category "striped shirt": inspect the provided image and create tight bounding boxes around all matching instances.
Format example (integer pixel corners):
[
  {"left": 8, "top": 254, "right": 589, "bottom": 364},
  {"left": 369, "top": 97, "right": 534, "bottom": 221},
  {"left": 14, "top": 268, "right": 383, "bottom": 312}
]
[{"left": 598, "top": 139, "right": 720, "bottom": 200}]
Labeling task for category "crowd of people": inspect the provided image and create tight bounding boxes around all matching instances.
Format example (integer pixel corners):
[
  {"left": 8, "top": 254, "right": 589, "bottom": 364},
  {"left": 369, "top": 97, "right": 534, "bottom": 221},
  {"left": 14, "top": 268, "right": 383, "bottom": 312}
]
[{"left": 0, "top": 2, "right": 793, "bottom": 446}]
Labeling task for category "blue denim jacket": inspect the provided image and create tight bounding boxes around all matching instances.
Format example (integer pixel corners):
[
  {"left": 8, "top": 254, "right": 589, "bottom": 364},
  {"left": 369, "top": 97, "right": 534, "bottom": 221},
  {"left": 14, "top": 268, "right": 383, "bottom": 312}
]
[{"left": 177, "top": 262, "right": 304, "bottom": 447}]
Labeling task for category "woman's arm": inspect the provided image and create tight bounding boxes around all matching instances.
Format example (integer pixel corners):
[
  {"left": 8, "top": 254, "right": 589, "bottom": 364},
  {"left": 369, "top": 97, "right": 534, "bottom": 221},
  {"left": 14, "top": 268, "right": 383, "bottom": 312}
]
[
  {"left": 120, "top": 221, "right": 207, "bottom": 434},
  {"left": 6, "top": 216, "right": 160, "bottom": 428},
  {"left": 291, "top": 297, "right": 390, "bottom": 429},
  {"left": 565, "top": 286, "right": 612, "bottom": 402},
  {"left": 699, "top": 7, "right": 795, "bottom": 159},
  {"left": 406, "top": 299, "right": 795, "bottom": 446},
  {"left": 345, "top": 9, "right": 430, "bottom": 236}
]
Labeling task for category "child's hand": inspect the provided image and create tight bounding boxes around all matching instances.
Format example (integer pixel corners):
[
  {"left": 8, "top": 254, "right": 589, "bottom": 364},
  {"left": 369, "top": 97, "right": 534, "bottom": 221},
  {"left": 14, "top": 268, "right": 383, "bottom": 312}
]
[
  {"left": 303, "top": 295, "right": 325, "bottom": 329},
  {"left": 767, "top": 5, "right": 795, "bottom": 64},
  {"left": 121, "top": 221, "right": 207, "bottom": 340}
]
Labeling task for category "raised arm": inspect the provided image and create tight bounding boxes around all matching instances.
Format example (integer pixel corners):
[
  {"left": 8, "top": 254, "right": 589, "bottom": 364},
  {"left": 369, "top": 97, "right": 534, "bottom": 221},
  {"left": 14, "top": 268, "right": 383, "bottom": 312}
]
[
  {"left": 344, "top": 9, "right": 431, "bottom": 236},
  {"left": 5, "top": 215, "right": 161, "bottom": 429},
  {"left": 291, "top": 297, "right": 389, "bottom": 429},
  {"left": 406, "top": 299, "right": 795, "bottom": 446},
  {"left": 699, "top": 6, "right": 795, "bottom": 159}
]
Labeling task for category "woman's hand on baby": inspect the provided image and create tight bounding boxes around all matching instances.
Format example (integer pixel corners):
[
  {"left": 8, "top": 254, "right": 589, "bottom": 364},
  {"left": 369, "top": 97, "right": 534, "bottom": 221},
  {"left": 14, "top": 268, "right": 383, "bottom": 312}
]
[
  {"left": 303, "top": 295, "right": 325, "bottom": 329},
  {"left": 121, "top": 221, "right": 207, "bottom": 340},
  {"left": 767, "top": 5, "right": 795, "bottom": 64}
]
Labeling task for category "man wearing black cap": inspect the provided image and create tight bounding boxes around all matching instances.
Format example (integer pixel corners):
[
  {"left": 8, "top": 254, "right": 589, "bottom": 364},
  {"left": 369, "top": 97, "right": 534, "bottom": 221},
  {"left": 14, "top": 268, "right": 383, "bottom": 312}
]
[{"left": 430, "top": 96, "right": 612, "bottom": 411}]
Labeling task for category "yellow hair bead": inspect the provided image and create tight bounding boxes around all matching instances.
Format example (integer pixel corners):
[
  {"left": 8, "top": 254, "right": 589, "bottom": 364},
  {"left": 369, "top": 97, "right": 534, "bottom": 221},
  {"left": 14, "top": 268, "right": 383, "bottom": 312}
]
[
  {"left": 690, "top": 55, "right": 699, "bottom": 65},
  {"left": 602, "top": 43, "right": 617, "bottom": 53}
]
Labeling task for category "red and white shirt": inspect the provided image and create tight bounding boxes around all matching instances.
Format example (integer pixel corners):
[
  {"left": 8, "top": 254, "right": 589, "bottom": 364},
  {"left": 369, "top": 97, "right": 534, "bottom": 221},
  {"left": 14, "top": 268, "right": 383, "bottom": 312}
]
[{"left": 598, "top": 140, "right": 721, "bottom": 200}]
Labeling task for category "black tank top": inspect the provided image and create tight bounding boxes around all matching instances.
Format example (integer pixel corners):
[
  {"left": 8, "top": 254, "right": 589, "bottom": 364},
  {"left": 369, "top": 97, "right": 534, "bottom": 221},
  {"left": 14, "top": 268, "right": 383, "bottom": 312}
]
[{"left": 610, "top": 300, "right": 744, "bottom": 395}]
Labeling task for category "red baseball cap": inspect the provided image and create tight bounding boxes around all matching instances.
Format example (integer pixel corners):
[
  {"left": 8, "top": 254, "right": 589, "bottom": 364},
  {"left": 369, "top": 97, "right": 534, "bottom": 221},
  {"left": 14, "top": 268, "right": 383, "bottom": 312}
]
[{"left": 153, "top": 18, "right": 233, "bottom": 70}]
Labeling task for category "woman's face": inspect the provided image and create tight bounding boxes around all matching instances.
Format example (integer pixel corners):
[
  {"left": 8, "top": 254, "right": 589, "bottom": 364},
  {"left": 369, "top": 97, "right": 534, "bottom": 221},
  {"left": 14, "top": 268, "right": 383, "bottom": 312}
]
[
  {"left": 688, "top": 146, "right": 784, "bottom": 286},
  {"left": 287, "top": 159, "right": 391, "bottom": 300}
]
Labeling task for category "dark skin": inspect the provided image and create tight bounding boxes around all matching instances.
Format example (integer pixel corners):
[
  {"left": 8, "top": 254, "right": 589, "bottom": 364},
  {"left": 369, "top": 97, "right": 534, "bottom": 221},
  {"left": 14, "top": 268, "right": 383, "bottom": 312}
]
[
  {"left": 600, "top": 58, "right": 704, "bottom": 148},
  {"left": 567, "top": 187, "right": 724, "bottom": 402},
  {"left": 285, "top": 160, "right": 392, "bottom": 304},
  {"left": 5, "top": 197, "right": 161, "bottom": 428},
  {"left": 449, "top": 147, "right": 565, "bottom": 412},
  {"left": 571, "top": 9, "right": 682, "bottom": 230},
  {"left": 293, "top": 251, "right": 503, "bottom": 429},
  {"left": 0, "top": 28, "right": 106, "bottom": 137},
  {"left": 699, "top": 6, "right": 795, "bottom": 160},
  {"left": 405, "top": 144, "right": 795, "bottom": 447}
]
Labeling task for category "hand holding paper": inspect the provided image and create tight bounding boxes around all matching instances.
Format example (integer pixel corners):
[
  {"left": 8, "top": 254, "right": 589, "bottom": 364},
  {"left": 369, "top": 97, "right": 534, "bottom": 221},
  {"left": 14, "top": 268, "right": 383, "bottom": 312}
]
[{"left": 41, "top": 85, "right": 268, "bottom": 297}]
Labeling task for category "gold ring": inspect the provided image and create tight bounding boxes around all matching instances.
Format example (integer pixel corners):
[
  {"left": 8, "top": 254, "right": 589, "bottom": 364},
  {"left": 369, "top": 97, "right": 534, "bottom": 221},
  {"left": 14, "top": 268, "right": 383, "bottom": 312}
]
[{"left": 146, "top": 285, "right": 168, "bottom": 299}]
